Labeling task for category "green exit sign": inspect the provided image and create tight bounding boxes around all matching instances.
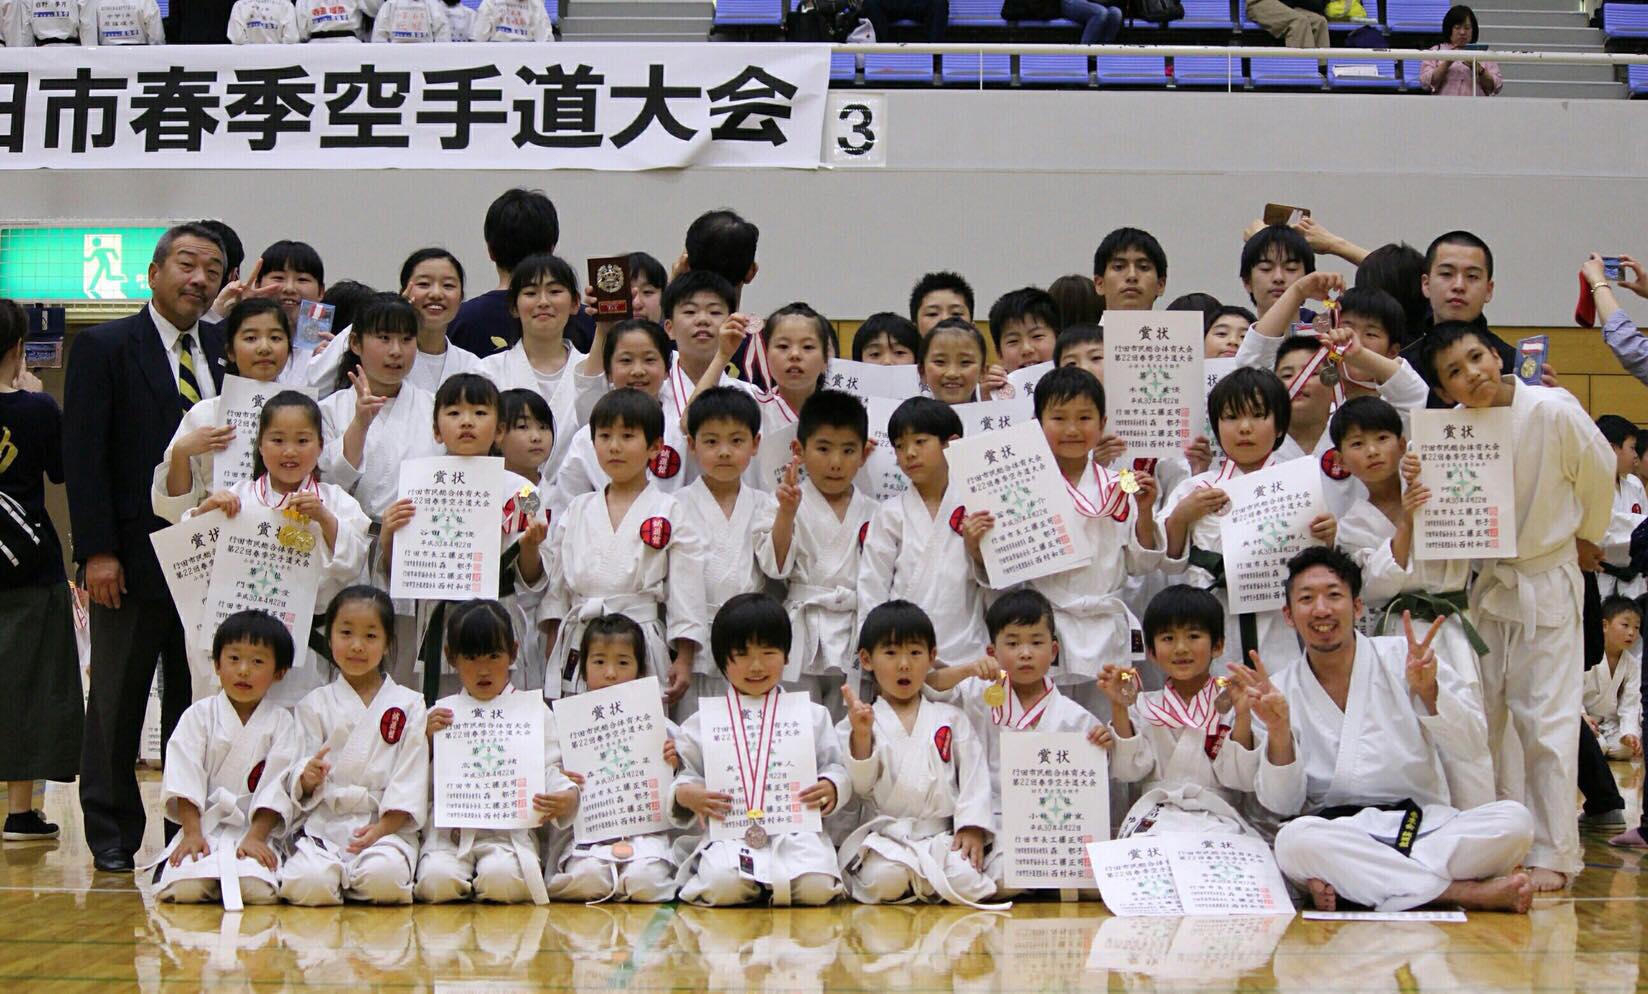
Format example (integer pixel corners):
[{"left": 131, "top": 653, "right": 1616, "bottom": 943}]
[{"left": 0, "top": 225, "right": 167, "bottom": 302}]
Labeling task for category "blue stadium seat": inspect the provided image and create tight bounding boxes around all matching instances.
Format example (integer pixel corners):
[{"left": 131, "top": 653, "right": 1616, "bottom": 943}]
[
  {"left": 714, "top": 0, "right": 783, "bottom": 25},
  {"left": 1019, "top": 54, "right": 1092, "bottom": 84},
  {"left": 864, "top": 54, "right": 938, "bottom": 83},
  {"left": 1385, "top": 0, "right": 1448, "bottom": 33},
  {"left": 1250, "top": 56, "right": 1325, "bottom": 87},
  {"left": 1095, "top": 55, "right": 1170, "bottom": 85},
  {"left": 1174, "top": 54, "right": 1250, "bottom": 86},
  {"left": 941, "top": 53, "right": 1014, "bottom": 83},
  {"left": 1604, "top": 3, "right": 1648, "bottom": 38},
  {"left": 950, "top": 0, "right": 1010, "bottom": 26},
  {"left": 1238, "top": 0, "right": 1260, "bottom": 31},
  {"left": 1329, "top": 0, "right": 1380, "bottom": 31},
  {"left": 1132, "top": 0, "right": 1239, "bottom": 31},
  {"left": 1630, "top": 64, "right": 1648, "bottom": 95},
  {"left": 830, "top": 53, "right": 858, "bottom": 82},
  {"left": 1401, "top": 56, "right": 1424, "bottom": 90},
  {"left": 1327, "top": 56, "right": 1401, "bottom": 89}
]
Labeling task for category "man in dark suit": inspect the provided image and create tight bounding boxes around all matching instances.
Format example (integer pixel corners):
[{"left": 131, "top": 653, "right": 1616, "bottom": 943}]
[{"left": 64, "top": 224, "right": 228, "bottom": 872}]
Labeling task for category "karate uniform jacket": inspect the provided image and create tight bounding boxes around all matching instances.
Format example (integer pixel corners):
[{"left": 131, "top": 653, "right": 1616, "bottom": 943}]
[
  {"left": 475, "top": 340, "right": 586, "bottom": 478},
  {"left": 677, "top": 478, "right": 783, "bottom": 679},
  {"left": 1583, "top": 653, "right": 1642, "bottom": 749},
  {"left": 470, "top": 0, "right": 550, "bottom": 40},
  {"left": 760, "top": 479, "right": 878, "bottom": 680},
  {"left": 858, "top": 482, "right": 989, "bottom": 667},
  {"left": 227, "top": 0, "right": 299, "bottom": 42},
  {"left": 307, "top": 331, "right": 480, "bottom": 401},
  {"left": 941, "top": 676, "right": 1099, "bottom": 823},
  {"left": 78, "top": 0, "right": 163, "bottom": 43},
  {"left": 370, "top": 0, "right": 450, "bottom": 39},
  {"left": 1602, "top": 475, "right": 1648, "bottom": 599},
  {"left": 320, "top": 383, "right": 442, "bottom": 520},
  {"left": 1109, "top": 681, "right": 1262, "bottom": 835}
]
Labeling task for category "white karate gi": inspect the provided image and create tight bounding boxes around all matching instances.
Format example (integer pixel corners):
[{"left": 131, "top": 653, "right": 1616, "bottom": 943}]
[
  {"left": 279, "top": 677, "right": 429, "bottom": 905},
  {"left": 1336, "top": 496, "right": 1495, "bottom": 808},
  {"left": 835, "top": 698, "right": 998, "bottom": 907},
  {"left": 227, "top": 0, "right": 299, "bottom": 41},
  {"left": 151, "top": 395, "right": 227, "bottom": 525},
  {"left": 320, "top": 382, "right": 442, "bottom": 520},
  {"left": 442, "top": 0, "right": 474, "bottom": 38},
  {"left": 1256, "top": 634, "right": 1534, "bottom": 911},
  {"left": 539, "top": 484, "right": 709, "bottom": 701},
  {"left": 371, "top": 0, "right": 450, "bottom": 39},
  {"left": 670, "top": 692, "right": 849, "bottom": 906},
  {"left": 857, "top": 482, "right": 989, "bottom": 668},
  {"left": 675, "top": 478, "right": 781, "bottom": 717},
  {"left": 307, "top": 331, "right": 480, "bottom": 400},
  {"left": 760, "top": 479, "right": 878, "bottom": 718},
  {"left": 545, "top": 715, "right": 682, "bottom": 903},
  {"left": 78, "top": 0, "right": 162, "bottom": 43},
  {"left": 415, "top": 688, "right": 571, "bottom": 904},
  {"left": 1584, "top": 653, "right": 1642, "bottom": 758},
  {"left": 297, "top": 0, "right": 364, "bottom": 37},
  {"left": 470, "top": 0, "right": 551, "bottom": 39},
  {"left": 1601, "top": 475, "right": 1647, "bottom": 600},
  {"left": 475, "top": 341, "right": 586, "bottom": 478},
  {"left": 151, "top": 694, "right": 299, "bottom": 906},
  {"left": 1108, "top": 681, "right": 1263, "bottom": 837},
  {"left": 1467, "top": 382, "right": 1613, "bottom": 876},
  {"left": 181, "top": 477, "right": 371, "bottom": 706},
  {"left": 9, "top": 0, "right": 79, "bottom": 42}
]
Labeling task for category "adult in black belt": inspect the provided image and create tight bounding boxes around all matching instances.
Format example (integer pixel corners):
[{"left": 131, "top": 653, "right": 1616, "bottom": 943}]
[{"left": 64, "top": 224, "right": 228, "bottom": 873}]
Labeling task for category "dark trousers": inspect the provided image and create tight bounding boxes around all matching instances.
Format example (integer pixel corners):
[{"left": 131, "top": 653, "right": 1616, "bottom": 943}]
[
  {"left": 78, "top": 597, "right": 191, "bottom": 857},
  {"left": 863, "top": 0, "right": 949, "bottom": 41},
  {"left": 1578, "top": 718, "right": 1624, "bottom": 816}
]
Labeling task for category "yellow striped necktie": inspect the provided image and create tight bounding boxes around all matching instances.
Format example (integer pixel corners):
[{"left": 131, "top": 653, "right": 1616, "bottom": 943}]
[{"left": 177, "top": 333, "right": 201, "bottom": 413}]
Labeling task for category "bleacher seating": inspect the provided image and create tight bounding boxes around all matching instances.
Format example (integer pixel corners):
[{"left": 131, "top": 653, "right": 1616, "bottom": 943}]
[
  {"left": 1384, "top": 0, "right": 1448, "bottom": 34},
  {"left": 1630, "top": 63, "right": 1648, "bottom": 95},
  {"left": 1327, "top": 55, "right": 1401, "bottom": 89},
  {"left": 950, "top": 0, "right": 1010, "bottom": 28},
  {"left": 714, "top": 0, "right": 784, "bottom": 26},
  {"left": 1019, "top": 54, "right": 1093, "bottom": 83},
  {"left": 1249, "top": 56, "right": 1325, "bottom": 87},
  {"left": 1603, "top": 2, "right": 1648, "bottom": 38},
  {"left": 940, "top": 52, "right": 1014, "bottom": 82},
  {"left": 1173, "top": 53, "right": 1250, "bottom": 86},
  {"left": 864, "top": 53, "right": 938, "bottom": 82},
  {"left": 1131, "top": 0, "right": 1239, "bottom": 33},
  {"left": 1094, "top": 54, "right": 1171, "bottom": 85}
]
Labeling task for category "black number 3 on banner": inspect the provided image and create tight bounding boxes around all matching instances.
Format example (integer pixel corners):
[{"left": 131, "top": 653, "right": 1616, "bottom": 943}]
[
  {"left": 837, "top": 103, "right": 875, "bottom": 156},
  {"left": 826, "top": 93, "right": 885, "bottom": 167}
]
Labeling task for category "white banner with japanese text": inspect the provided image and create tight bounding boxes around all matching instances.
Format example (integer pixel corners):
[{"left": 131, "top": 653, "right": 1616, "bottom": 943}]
[{"left": 0, "top": 43, "right": 831, "bottom": 170}]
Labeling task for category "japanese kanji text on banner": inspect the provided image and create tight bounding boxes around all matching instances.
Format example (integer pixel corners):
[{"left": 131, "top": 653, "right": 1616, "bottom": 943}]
[{"left": 0, "top": 43, "right": 832, "bottom": 170}]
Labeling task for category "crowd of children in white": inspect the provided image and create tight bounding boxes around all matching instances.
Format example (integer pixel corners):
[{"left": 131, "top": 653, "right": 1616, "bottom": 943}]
[{"left": 5, "top": 192, "right": 1646, "bottom": 919}]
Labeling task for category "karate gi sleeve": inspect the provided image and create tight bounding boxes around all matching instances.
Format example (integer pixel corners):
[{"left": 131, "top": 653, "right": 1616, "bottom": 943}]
[
  {"left": 840, "top": 715, "right": 884, "bottom": 800},
  {"left": 667, "top": 712, "right": 706, "bottom": 829},
  {"left": 855, "top": 503, "right": 901, "bottom": 646},
  {"left": 1352, "top": 537, "right": 1410, "bottom": 607},
  {"left": 755, "top": 507, "right": 796, "bottom": 581},
  {"left": 282, "top": 696, "right": 331, "bottom": 817},
  {"left": 379, "top": 698, "right": 432, "bottom": 830},
  {"left": 1212, "top": 726, "right": 1262, "bottom": 791},
  {"left": 531, "top": 0, "right": 551, "bottom": 39},
  {"left": 281, "top": 4, "right": 299, "bottom": 41},
  {"left": 1234, "top": 322, "right": 1284, "bottom": 371},
  {"left": 1559, "top": 399, "right": 1619, "bottom": 545},
  {"left": 1252, "top": 720, "right": 1307, "bottom": 818},
  {"left": 541, "top": 704, "right": 578, "bottom": 830},
  {"left": 469, "top": 0, "right": 495, "bottom": 38},
  {"left": 370, "top": 4, "right": 391, "bottom": 38},
  {"left": 428, "top": 0, "right": 451, "bottom": 38},
  {"left": 251, "top": 709, "right": 304, "bottom": 830},
  {"left": 1619, "top": 654, "right": 1643, "bottom": 741},
  {"left": 813, "top": 704, "right": 852, "bottom": 810},
  {"left": 535, "top": 510, "right": 570, "bottom": 627},
  {"left": 77, "top": 0, "right": 98, "bottom": 45},
  {"left": 151, "top": 410, "right": 208, "bottom": 524},
  {"left": 1107, "top": 707, "right": 1156, "bottom": 785},
  {"left": 161, "top": 705, "right": 211, "bottom": 823},
  {"left": 951, "top": 712, "right": 994, "bottom": 835},
  {"left": 666, "top": 514, "right": 710, "bottom": 652},
  {"left": 319, "top": 490, "right": 371, "bottom": 589},
  {"left": 1602, "top": 493, "right": 1640, "bottom": 566},
  {"left": 319, "top": 398, "right": 364, "bottom": 492},
  {"left": 226, "top": 0, "right": 249, "bottom": 41},
  {"left": 1123, "top": 502, "right": 1168, "bottom": 577},
  {"left": 1414, "top": 649, "right": 1489, "bottom": 771},
  {"left": 1376, "top": 359, "right": 1431, "bottom": 412},
  {"left": 545, "top": 442, "right": 596, "bottom": 522},
  {"left": 144, "top": 0, "right": 164, "bottom": 40}
]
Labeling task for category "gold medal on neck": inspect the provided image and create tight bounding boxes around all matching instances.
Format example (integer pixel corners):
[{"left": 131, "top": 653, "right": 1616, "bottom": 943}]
[
  {"left": 277, "top": 507, "right": 316, "bottom": 552},
  {"left": 983, "top": 681, "right": 1008, "bottom": 708},
  {"left": 1117, "top": 469, "right": 1141, "bottom": 495}
]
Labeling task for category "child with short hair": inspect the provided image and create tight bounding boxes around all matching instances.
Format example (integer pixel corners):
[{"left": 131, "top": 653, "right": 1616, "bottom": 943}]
[
  {"left": 1422, "top": 320, "right": 1615, "bottom": 891},
  {"left": 836, "top": 601, "right": 997, "bottom": 907},
  {"left": 909, "top": 271, "right": 974, "bottom": 338},
  {"left": 1102, "top": 585, "right": 1264, "bottom": 837},
  {"left": 1597, "top": 414, "right": 1647, "bottom": 600},
  {"left": 279, "top": 587, "right": 428, "bottom": 906},
  {"left": 671, "top": 593, "right": 849, "bottom": 906},
  {"left": 545, "top": 614, "right": 682, "bottom": 902},
  {"left": 924, "top": 589, "right": 1114, "bottom": 899},
  {"left": 477, "top": 254, "right": 586, "bottom": 477},
  {"left": 1053, "top": 322, "right": 1104, "bottom": 381},
  {"left": 678, "top": 386, "right": 781, "bottom": 717},
  {"left": 986, "top": 288, "right": 1059, "bottom": 374},
  {"left": 1205, "top": 305, "right": 1253, "bottom": 358},
  {"left": 858, "top": 397, "right": 988, "bottom": 667},
  {"left": 852, "top": 313, "right": 919, "bottom": 366},
  {"left": 150, "top": 611, "right": 299, "bottom": 906},
  {"left": 414, "top": 600, "right": 572, "bottom": 905},
  {"left": 1585, "top": 597, "right": 1643, "bottom": 760},
  {"left": 1329, "top": 396, "right": 1494, "bottom": 808},
  {"left": 540, "top": 388, "right": 708, "bottom": 707},
  {"left": 498, "top": 387, "right": 556, "bottom": 689},
  {"left": 762, "top": 390, "right": 877, "bottom": 719}
]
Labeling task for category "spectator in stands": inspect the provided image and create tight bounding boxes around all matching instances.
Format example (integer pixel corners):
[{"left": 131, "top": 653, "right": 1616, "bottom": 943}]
[
  {"left": 1245, "top": 0, "right": 1328, "bottom": 50},
  {"left": 1584, "top": 252, "right": 1648, "bottom": 387},
  {"left": 862, "top": 0, "right": 948, "bottom": 43},
  {"left": 1356, "top": 242, "right": 1428, "bottom": 345},
  {"left": 1092, "top": 227, "right": 1167, "bottom": 312},
  {"left": 1421, "top": 5, "right": 1502, "bottom": 96},
  {"left": 79, "top": 0, "right": 165, "bottom": 44},
  {"left": 1004, "top": 0, "right": 1119, "bottom": 45},
  {"left": 1049, "top": 273, "right": 1103, "bottom": 328}
]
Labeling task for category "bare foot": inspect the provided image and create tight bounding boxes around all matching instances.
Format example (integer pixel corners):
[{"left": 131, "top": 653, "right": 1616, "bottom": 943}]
[
  {"left": 1307, "top": 878, "right": 1337, "bottom": 911},
  {"left": 1610, "top": 829, "right": 1648, "bottom": 850},
  {"left": 1526, "top": 867, "right": 1569, "bottom": 892},
  {"left": 1437, "top": 873, "right": 1533, "bottom": 914}
]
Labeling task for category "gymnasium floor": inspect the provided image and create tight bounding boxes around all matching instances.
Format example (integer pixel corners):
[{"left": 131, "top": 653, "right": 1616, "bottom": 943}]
[{"left": 2, "top": 766, "right": 1644, "bottom": 994}]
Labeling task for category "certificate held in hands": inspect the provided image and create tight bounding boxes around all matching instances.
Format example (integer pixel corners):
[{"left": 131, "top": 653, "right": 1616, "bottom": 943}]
[
  {"left": 948, "top": 420, "right": 1094, "bottom": 587},
  {"left": 587, "top": 257, "right": 633, "bottom": 320}
]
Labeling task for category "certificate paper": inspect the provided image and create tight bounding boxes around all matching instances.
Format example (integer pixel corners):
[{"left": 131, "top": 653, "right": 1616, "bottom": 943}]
[
  {"left": 558, "top": 677, "right": 672, "bottom": 843},
  {"left": 948, "top": 420, "right": 1094, "bottom": 587},
  {"left": 433, "top": 692, "right": 546, "bottom": 830},
  {"left": 701, "top": 692, "right": 821, "bottom": 844},
  {"left": 1006, "top": 360, "right": 1055, "bottom": 399},
  {"left": 855, "top": 396, "right": 909, "bottom": 503},
  {"left": 1104, "top": 311, "right": 1204, "bottom": 459},
  {"left": 1220, "top": 458, "right": 1328, "bottom": 613},
  {"left": 1088, "top": 833, "right": 1293, "bottom": 917},
  {"left": 1410, "top": 408, "right": 1518, "bottom": 559},
  {"left": 998, "top": 732, "right": 1109, "bottom": 889},
  {"left": 391, "top": 456, "right": 505, "bottom": 601},
  {"left": 825, "top": 358, "right": 920, "bottom": 407},
  {"left": 201, "top": 505, "right": 320, "bottom": 653},
  {"left": 212, "top": 376, "right": 318, "bottom": 491},
  {"left": 150, "top": 509, "right": 226, "bottom": 647},
  {"left": 951, "top": 395, "right": 1035, "bottom": 437}
]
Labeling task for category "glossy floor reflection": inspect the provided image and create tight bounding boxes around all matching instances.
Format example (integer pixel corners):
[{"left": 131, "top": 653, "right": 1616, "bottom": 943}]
[{"left": 2, "top": 764, "right": 1645, "bottom": 993}]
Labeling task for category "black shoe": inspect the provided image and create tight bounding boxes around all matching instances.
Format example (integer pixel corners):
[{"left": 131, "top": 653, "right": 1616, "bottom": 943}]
[
  {"left": 92, "top": 848, "right": 135, "bottom": 872},
  {"left": 2, "top": 810, "right": 59, "bottom": 841}
]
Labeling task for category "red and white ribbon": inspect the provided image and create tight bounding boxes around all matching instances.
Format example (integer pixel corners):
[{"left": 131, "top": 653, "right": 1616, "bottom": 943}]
[
  {"left": 1067, "top": 460, "right": 1129, "bottom": 522},
  {"left": 667, "top": 355, "right": 693, "bottom": 422},
  {"left": 1142, "top": 680, "right": 1220, "bottom": 733},
  {"left": 725, "top": 688, "right": 779, "bottom": 820},
  {"left": 254, "top": 473, "right": 319, "bottom": 508},
  {"left": 992, "top": 676, "right": 1055, "bottom": 729}
]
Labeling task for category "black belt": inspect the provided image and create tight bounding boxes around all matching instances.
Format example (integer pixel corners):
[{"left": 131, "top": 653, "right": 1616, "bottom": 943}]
[
  {"left": 1602, "top": 562, "right": 1640, "bottom": 584},
  {"left": 1313, "top": 799, "right": 1424, "bottom": 857},
  {"left": 1187, "top": 546, "right": 1225, "bottom": 590},
  {"left": 36, "top": 36, "right": 77, "bottom": 44},
  {"left": 309, "top": 26, "right": 357, "bottom": 38}
]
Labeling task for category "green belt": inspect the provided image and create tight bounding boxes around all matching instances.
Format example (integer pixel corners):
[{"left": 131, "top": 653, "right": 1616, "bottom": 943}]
[
  {"left": 418, "top": 543, "right": 523, "bottom": 706},
  {"left": 1601, "top": 562, "right": 1640, "bottom": 584},
  {"left": 1187, "top": 546, "right": 1225, "bottom": 590},
  {"left": 1380, "top": 588, "right": 1488, "bottom": 657}
]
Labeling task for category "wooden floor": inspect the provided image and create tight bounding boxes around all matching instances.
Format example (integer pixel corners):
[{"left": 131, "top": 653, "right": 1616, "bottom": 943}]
[{"left": 3, "top": 765, "right": 1646, "bottom": 993}]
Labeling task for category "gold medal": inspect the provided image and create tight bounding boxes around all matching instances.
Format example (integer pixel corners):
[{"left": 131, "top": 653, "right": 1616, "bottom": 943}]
[
  {"left": 1118, "top": 469, "right": 1141, "bottom": 495},
  {"left": 1214, "top": 676, "right": 1231, "bottom": 691},
  {"left": 277, "top": 506, "right": 315, "bottom": 552},
  {"left": 983, "top": 681, "right": 1008, "bottom": 708},
  {"left": 1118, "top": 669, "right": 1136, "bottom": 683},
  {"left": 747, "top": 808, "right": 764, "bottom": 822}
]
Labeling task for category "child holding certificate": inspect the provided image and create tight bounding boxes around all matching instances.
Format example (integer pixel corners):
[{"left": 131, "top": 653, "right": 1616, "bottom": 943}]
[
  {"left": 498, "top": 387, "right": 557, "bottom": 690},
  {"left": 151, "top": 611, "right": 299, "bottom": 907},
  {"left": 152, "top": 298, "right": 293, "bottom": 524},
  {"left": 279, "top": 587, "right": 427, "bottom": 906},
  {"left": 415, "top": 600, "right": 572, "bottom": 905},
  {"left": 835, "top": 601, "right": 998, "bottom": 908},
  {"left": 545, "top": 615, "right": 682, "bottom": 903},
  {"left": 671, "top": 594, "right": 849, "bottom": 906}
]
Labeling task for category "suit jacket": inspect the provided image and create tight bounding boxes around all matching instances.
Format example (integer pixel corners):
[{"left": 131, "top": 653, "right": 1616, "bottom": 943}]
[{"left": 63, "top": 306, "right": 227, "bottom": 596}]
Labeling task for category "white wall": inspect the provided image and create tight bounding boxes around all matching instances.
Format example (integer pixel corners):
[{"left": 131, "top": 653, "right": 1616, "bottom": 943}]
[{"left": 5, "top": 89, "right": 1645, "bottom": 326}]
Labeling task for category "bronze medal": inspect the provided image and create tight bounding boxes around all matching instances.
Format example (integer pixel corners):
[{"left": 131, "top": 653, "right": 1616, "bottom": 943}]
[{"left": 744, "top": 823, "right": 769, "bottom": 849}]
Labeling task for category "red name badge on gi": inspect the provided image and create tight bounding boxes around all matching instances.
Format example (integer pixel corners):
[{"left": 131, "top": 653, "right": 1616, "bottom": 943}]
[
  {"left": 1515, "top": 335, "right": 1548, "bottom": 385},
  {"left": 587, "top": 256, "right": 632, "bottom": 320}
]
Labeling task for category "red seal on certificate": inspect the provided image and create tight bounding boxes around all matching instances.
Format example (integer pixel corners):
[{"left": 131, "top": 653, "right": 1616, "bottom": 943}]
[
  {"left": 934, "top": 725, "right": 952, "bottom": 763},
  {"left": 639, "top": 516, "right": 673, "bottom": 550},
  {"left": 649, "top": 444, "right": 682, "bottom": 480},
  {"left": 380, "top": 707, "right": 406, "bottom": 745},
  {"left": 1321, "top": 448, "right": 1351, "bottom": 481},
  {"left": 248, "top": 760, "right": 265, "bottom": 792},
  {"left": 858, "top": 522, "right": 870, "bottom": 548},
  {"left": 949, "top": 506, "right": 967, "bottom": 536}
]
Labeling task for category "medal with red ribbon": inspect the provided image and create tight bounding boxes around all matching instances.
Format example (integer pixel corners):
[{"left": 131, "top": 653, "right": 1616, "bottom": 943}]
[
  {"left": 991, "top": 676, "right": 1055, "bottom": 729},
  {"left": 1066, "top": 463, "right": 1130, "bottom": 523},
  {"left": 725, "top": 688, "right": 779, "bottom": 849}
]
